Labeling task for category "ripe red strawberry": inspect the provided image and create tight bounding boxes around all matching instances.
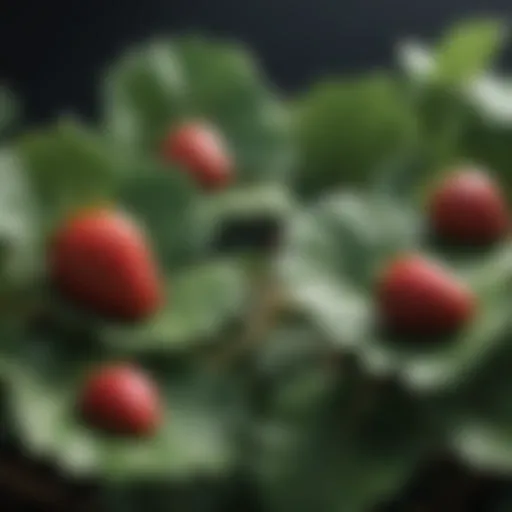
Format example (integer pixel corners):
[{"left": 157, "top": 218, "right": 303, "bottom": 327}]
[
  {"left": 160, "top": 121, "right": 233, "bottom": 190},
  {"left": 376, "top": 254, "right": 476, "bottom": 337},
  {"left": 79, "top": 364, "right": 162, "bottom": 437},
  {"left": 429, "top": 168, "right": 509, "bottom": 245},
  {"left": 50, "top": 209, "right": 163, "bottom": 321}
]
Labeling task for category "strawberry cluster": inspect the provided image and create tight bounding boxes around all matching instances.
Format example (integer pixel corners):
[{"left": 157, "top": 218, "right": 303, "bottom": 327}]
[{"left": 377, "top": 169, "right": 508, "bottom": 339}]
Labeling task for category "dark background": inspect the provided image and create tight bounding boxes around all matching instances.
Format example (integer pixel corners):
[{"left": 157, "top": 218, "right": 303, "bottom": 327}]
[{"left": 1, "top": 0, "right": 512, "bottom": 124}]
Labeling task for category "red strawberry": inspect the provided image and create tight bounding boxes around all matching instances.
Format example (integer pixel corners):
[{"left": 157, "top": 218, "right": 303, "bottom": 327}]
[
  {"left": 79, "top": 364, "right": 162, "bottom": 437},
  {"left": 429, "top": 168, "right": 509, "bottom": 245},
  {"left": 50, "top": 209, "right": 162, "bottom": 321},
  {"left": 376, "top": 254, "right": 476, "bottom": 337},
  {"left": 160, "top": 121, "right": 233, "bottom": 190}
]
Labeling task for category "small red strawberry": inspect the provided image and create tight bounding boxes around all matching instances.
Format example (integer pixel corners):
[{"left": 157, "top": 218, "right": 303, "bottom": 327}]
[
  {"left": 79, "top": 364, "right": 162, "bottom": 437},
  {"left": 160, "top": 121, "right": 233, "bottom": 190},
  {"left": 376, "top": 254, "right": 476, "bottom": 337},
  {"left": 429, "top": 168, "right": 509, "bottom": 245},
  {"left": 50, "top": 209, "right": 162, "bottom": 321}
]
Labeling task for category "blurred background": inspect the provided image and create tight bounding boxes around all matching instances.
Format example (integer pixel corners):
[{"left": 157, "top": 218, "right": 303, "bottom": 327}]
[
  {"left": 1, "top": 0, "right": 512, "bottom": 123},
  {"left": 2, "top": 2, "right": 512, "bottom": 511}
]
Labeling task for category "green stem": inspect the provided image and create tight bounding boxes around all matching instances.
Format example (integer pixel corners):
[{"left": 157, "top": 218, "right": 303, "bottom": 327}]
[{"left": 211, "top": 258, "right": 284, "bottom": 369}]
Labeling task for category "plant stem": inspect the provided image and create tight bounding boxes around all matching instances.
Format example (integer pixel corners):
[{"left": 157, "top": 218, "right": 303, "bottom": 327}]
[{"left": 211, "top": 259, "right": 284, "bottom": 369}]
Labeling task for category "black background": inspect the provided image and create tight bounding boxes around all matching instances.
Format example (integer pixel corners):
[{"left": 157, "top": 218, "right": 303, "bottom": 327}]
[{"left": 1, "top": 0, "right": 512, "bottom": 123}]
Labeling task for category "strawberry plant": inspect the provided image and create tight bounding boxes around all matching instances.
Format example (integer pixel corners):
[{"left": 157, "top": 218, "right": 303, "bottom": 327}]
[{"left": 2, "top": 17, "right": 512, "bottom": 512}]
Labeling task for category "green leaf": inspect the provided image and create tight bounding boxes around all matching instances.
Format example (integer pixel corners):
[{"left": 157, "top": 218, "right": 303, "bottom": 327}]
[
  {"left": 356, "top": 244, "right": 512, "bottom": 393},
  {"left": 400, "top": 19, "right": 505, "bottom": 86},
  {"left": 293, "top": 74, "right": 415, "bottom": 198},
  {"left": 0, "top": 148, "right": 41, "bottom": 296},
  {"left": 202, "top": 182, "right": 295, "bottom": 222},
  {"left": 5, "top": 335, "right": 246, "bottom": 483},
  {"left": 397, "top": 33, "right": 512, "bottom": 193},
  {"left": 101, "top": 259, "right": 250, "bottom": 354},
  {"left": 450, "top": 422, "right": 512, "bottom": 475},
  {"left": 280, "top": 191, "right": 512, "bottom": 393},
  {"left": 279, "top": 192, "right": 420, "bottom": 347},
  {"left": 173, "top": 37, "right": 262, "bottom": 120},
  {"left": 118, "top": 161, "right": 202, "bottom": 270},
  {"left": 370, "top": 150, "right": 438, "bottom": 204},
  {"left": 16, "top": 119, "right": 119, "bottom": 229},
  {"left": 253, "top": 323, "right": 330, "bottom": 380},
  {"left": 428, "top": 332, "right": 512, "bottom": 475},
  {"left": 437, "top": 383, "right": 510, "bottom": 473},
  {"left": 397, "top": 41, "right": 434, "bottom": 82},
  {"left": 455, "top": 78, "right": 512, "bottom": 196},
  {"left": 104, "top": 41, "right": 187, "bottom": 152},
  {"left": 278, "top": 191, "right": 411, "bottom": 349},
  {"left": 0, "top": 323, "right": 30, "bottom": 381},
  {"left": 250, "top": 360, "right": 430, "bottom": 512},
  {"left": 103, "top": 36, "right": 293, "bottom": 183},
  {"left": 435, "top": 18, "right": 505, "bottom": 85},
  {"left": 168, "top": 37, "right": 294, "bottom": 183}
]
